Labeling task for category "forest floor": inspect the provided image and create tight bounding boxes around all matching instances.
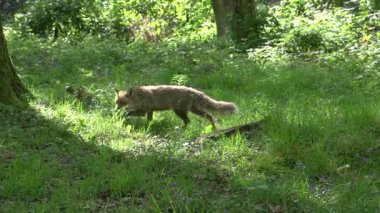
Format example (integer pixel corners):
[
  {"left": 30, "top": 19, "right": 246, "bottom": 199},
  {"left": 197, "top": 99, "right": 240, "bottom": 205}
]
[{"left": 1, "top": 37, "right": 380, "bottom": 212}]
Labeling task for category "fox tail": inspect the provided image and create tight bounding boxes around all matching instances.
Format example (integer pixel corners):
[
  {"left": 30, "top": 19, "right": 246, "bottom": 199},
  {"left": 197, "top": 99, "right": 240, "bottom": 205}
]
[{"left": 197, "top": 95, "right": 238, "bottom": 113}]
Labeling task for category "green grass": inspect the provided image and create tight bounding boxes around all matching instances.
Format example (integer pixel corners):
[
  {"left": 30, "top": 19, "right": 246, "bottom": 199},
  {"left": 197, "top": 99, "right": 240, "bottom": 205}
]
[{"left": 1, "top": 36, "right": 380, "bottom": 212}]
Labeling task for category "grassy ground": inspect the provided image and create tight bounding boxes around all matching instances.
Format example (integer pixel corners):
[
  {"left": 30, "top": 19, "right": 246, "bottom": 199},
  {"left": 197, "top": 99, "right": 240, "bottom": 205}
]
[{"left": 1, "top": 36, "right": 380, "bottom": 212}]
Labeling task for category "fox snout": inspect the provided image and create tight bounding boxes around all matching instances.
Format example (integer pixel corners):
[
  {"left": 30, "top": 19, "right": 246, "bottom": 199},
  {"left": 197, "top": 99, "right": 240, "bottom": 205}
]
[
  {"left": 114, "top": 88, "right": 130, "bottom": 111},
  {"left": 114, "top": 100, "right": 130, "bottom": 111}
]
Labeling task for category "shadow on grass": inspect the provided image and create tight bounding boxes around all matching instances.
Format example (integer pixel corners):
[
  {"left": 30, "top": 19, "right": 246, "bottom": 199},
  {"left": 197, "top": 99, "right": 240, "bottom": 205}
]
[{"left": 0, "top": 103, "right": 265, "bottom": 212}]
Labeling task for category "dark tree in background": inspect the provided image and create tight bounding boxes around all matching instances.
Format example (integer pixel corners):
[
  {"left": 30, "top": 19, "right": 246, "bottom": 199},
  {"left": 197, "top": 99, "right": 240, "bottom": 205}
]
[
  {"left": 211, "top": 0, "right": 233, "bottom": 37},
  {"left": 0, "top": 15, "right": 28, "bottom": 105},
  {"left": 211, "top": 0, "right": 257, "bottom": 40},
  {"left": 0, "top": 0, "right": 26, "bottom": 16}
]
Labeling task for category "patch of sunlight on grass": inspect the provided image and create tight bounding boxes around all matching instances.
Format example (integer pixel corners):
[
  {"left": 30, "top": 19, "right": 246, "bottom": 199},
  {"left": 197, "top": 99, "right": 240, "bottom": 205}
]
[{"left": 79, "top": 68, "right": 94, "bottom": 78}]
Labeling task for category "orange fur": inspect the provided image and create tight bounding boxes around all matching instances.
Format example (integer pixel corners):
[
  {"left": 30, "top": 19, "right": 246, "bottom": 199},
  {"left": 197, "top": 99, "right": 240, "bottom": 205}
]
[{"left": 114, "top": 85, "right": 238, "bottom": 127}]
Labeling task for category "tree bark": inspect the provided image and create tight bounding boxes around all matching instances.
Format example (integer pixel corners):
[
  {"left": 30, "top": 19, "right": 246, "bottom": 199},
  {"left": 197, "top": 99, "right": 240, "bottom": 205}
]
[
  {"left": 0, "top": 16, "right": 28, "bottom": 105},
  {"left": 211, "top": 0, "right": 234, "bottom": 37},
  {"left": 211, "top": 0, "right": 256, "bottom": 40},
  {"left": 0, "top": 0, "right": 5, "bottom": 11},
  {"left": 231, "top": 0, "right": 256, "bottom": 40}
]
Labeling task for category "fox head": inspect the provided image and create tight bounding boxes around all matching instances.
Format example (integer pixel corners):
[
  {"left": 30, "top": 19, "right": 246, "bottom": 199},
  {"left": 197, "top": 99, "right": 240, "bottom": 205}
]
[{"left": 114, "top": 88, "right": 132, "bottom": 110}]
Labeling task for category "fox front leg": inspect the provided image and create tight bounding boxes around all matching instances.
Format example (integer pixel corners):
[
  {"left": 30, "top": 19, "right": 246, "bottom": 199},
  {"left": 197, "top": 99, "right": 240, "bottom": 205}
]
[
  {"left": 143, "top": 111, "right": 154, "bottom": 129},
  {"left": 125, "top": 110, "right": 147, "bottom": 117}
]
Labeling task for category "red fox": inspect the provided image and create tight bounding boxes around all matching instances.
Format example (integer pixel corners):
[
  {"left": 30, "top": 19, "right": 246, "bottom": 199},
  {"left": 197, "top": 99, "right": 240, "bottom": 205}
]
[{"left": 114, "top": 85, "right": 238, "bottom": 128}]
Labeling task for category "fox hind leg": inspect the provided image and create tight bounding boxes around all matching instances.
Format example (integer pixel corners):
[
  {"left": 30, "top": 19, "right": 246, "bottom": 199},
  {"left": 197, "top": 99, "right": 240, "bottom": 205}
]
[
  {"left": 147, "top": 111, "right": 153, "bottom": 121},
  {"left": 173, "top": 109, "right": 190, "bottom": 127},
  {"left": 190, "top": 107, "right": 216, "bottom": 128}
]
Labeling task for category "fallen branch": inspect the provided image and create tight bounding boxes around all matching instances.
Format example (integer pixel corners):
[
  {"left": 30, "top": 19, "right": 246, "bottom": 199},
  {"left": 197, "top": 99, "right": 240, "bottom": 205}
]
[{"left": 195, "top": 120, "right": 265, "bottom": 143}]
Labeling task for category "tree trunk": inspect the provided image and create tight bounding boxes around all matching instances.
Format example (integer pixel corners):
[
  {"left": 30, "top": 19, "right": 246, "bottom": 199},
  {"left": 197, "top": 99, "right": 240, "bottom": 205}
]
[
  {"left": 0, "top": 0, "right": 5, "bottom": 11},
  {"left": 211, "top": 0, "right": 234, "bottom": 37},
  {"left": 211, "top": 0, "right": 256, "bottom": 40},
  {"left": 231, "top": 0, "right": 256, "bottom": 40},
  {"left": 0, "top": 16, "right": 28, "bottom": 105}
]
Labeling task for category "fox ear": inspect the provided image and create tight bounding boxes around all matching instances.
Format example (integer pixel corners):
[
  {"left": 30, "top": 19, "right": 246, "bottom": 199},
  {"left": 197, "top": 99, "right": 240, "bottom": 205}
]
[{"left": 113, "top": 88, "right": 119, "bottom": 94}]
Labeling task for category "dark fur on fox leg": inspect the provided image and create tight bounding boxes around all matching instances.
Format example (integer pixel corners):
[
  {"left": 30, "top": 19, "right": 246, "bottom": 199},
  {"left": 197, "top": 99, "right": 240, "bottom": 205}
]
[
  {"left": 125, "top": 110, "right": 153, "bottom": 128},
  {"left": 125, "top": 110, "right": 148, "bottom": 117},
  {"left": 125, "top": 110, "right": 154, "bottom": 122}
]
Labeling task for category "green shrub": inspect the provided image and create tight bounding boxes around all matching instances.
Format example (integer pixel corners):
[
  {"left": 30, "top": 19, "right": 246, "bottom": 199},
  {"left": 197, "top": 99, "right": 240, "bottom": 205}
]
[
  {"left": 15, "top": 0, "right": 89, "bottom": 39},
  {"left": 13, "top": 0, "right": 214, "bottom": 41},
  {"left": 284, "top": 28, "right": 324, "bottom": 52}
]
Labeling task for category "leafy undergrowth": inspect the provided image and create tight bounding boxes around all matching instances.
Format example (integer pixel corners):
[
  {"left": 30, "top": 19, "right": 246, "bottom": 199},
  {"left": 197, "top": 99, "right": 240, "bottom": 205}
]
[{"left": 1, "top": 37, "right": 380, "bottom": 212}]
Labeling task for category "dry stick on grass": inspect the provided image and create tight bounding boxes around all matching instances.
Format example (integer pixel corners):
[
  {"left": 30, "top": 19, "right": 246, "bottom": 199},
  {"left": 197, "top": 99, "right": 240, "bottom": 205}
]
[{"left": 194, "top": 120, "right": 265, "bottom": 143}]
